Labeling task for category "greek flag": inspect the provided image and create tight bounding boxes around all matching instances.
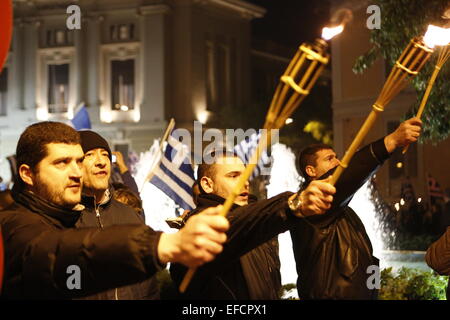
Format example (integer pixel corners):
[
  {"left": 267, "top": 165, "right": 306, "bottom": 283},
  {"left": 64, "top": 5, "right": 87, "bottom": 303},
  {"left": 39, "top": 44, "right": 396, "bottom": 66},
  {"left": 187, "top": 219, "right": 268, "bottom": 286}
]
[
  {"left": 71, "top": 103, "right": 91, "bottom": 130},
  {"left": 234, "top": 132, "right": 272, "bottom": 180},
  {"left": 150, "top": 131, "right": 195, "bottom": 210}
]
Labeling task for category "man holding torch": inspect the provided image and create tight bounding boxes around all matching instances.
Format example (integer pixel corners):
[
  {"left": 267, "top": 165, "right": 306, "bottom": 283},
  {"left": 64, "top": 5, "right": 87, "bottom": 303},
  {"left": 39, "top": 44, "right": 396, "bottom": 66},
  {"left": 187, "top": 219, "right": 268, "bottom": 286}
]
[
  {"left": 291, "top": 117, "right": 422, "bottom": 300},
  {"left": 171, "top": 149, "right": 336, "bottom": 299},
  {"left": 0, "top": 122, "right": 230, "bottom": 299}
]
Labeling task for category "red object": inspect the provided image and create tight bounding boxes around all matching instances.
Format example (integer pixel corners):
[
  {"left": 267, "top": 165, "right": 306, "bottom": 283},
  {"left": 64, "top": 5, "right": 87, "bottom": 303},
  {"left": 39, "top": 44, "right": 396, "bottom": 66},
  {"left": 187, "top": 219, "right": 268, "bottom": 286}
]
[
  {"left": 0, "top": 0, "right": 12, "bottom": 291},
  {"left": 0, "top": 227, "right": 3, "bottom": 292},
  {"left": 0, "top": 0, "right": 13, "bottom": 73}
]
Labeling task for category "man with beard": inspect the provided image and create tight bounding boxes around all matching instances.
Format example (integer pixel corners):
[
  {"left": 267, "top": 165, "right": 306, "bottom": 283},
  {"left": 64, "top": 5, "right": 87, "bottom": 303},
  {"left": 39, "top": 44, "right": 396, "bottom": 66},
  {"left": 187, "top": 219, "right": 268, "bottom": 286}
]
[
  {"left": 171, "top": 150, "right": 336, "bottom": 299},
  {"left": 291, "top": 117, "right": 422, "bottom": 299},
  {"left": 0, "top": 121, "right": 229, "bottom": 299}
]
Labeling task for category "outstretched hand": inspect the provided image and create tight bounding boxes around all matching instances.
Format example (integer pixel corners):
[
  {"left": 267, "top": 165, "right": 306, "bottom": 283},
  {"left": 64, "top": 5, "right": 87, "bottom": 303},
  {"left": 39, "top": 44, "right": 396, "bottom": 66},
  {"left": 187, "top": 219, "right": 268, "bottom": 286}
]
[
  {"left": 157, "top": 205, "right": 229, "bottom": 267},
  {"left": 293, "top": 176, "right": 336, "bottom": 217},
  {"left": 384, "top": 117, "right": 422, "bottom": 153}
]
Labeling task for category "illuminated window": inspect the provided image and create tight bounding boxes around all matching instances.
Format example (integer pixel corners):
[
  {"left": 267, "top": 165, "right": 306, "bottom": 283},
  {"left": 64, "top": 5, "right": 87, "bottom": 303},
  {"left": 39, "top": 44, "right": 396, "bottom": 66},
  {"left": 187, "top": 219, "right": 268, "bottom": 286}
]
[
  {"left": 45, "top": 29, "right": 73, "bottom": 47},
  {"left": 111, "top": 59, "right": 135, "bottom": 111},
  {"left": 0, "top": 68, "right": 7, "bottom": 116},
  {"left": 109, "top": 24, "right": 135, "bottom": 42},
  {"left": 205, "top": 36, "right": 235, "bottom": 112},
  {"left": 217, "top": 44, "right": 229, "bottom": 107},
  {"left": 47, "top": 64, "right": 69, "bottom": 113}
]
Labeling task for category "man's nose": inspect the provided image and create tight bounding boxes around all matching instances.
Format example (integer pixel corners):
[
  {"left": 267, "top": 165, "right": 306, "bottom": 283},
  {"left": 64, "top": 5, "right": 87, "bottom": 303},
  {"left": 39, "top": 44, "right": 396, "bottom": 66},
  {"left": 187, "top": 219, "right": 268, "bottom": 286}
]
[
  {"left": 69, "top": 162, "right": 82, "bottom": 180},
  {"left": 333, "top": 158, "right": 341, "bottom": 167},
  {"left": 94, "top": 153, "right": 107, "bottom": 167}
]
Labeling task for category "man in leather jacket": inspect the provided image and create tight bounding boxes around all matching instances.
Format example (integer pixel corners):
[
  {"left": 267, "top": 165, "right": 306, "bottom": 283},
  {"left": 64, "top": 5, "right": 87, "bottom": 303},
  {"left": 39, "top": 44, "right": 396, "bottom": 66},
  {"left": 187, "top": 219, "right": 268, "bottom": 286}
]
[
  {"left": 171, "top": 150, "right": 336, "bottom": 299},
  {"left": 291, "top": 117, "right": 422, "bottom": 299},
  {"left": 0, "top": 122, "right": 229, "bottom": 299}
]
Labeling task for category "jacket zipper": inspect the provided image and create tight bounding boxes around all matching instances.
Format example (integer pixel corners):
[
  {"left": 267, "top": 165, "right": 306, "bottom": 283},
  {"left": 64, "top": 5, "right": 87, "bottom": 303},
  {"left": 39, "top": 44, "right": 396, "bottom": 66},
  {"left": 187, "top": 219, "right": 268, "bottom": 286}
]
[
  {"left": 94, "top": 197, "right": 104, "bottom": 229},
  {"left": 94, "top": 195, "right": 118, "bottom": 300}
]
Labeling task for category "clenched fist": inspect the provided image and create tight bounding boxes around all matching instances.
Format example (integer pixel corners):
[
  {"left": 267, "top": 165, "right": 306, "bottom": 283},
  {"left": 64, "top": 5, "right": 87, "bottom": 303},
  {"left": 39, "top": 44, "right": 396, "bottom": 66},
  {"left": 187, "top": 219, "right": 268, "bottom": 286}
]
[
  {"left": 384, "top": 117, "right": 422, "bottom": 153},
  {"left": 157, "top": 205, "right": 229, "bottom": 267},
  {"left": 291, "top": 177, "right": 336, "bottom": 217}
]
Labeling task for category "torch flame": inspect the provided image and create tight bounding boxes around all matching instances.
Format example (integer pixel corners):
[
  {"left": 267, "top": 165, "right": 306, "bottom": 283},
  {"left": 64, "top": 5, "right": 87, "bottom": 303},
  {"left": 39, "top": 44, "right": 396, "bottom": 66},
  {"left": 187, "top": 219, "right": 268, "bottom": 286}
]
[
  {"left": 423, "top": 25, "right": 450, "bottom": 48},
  {"left": 322, "top": 25, "right": 344, "bottom": 41}
]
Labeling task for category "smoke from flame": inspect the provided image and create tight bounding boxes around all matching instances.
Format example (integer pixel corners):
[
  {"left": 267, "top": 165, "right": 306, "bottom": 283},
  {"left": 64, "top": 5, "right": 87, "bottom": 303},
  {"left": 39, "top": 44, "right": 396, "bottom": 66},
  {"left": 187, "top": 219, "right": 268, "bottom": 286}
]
[{"left": 330, "top": 8, "right": 353, "bottom": 27}]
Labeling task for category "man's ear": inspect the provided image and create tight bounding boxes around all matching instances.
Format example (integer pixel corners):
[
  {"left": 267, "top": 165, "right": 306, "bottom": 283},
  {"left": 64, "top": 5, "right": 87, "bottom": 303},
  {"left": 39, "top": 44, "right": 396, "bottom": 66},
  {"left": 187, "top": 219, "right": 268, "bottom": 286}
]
[
  {"left": 18, "top": 164, "right": 35, "bottom": 187},
  {"left": 305, "top": 165, "right": 316, "bottom": 179},
  {"left": 200, "top": 176, "right": 214, "bottom": 194}
]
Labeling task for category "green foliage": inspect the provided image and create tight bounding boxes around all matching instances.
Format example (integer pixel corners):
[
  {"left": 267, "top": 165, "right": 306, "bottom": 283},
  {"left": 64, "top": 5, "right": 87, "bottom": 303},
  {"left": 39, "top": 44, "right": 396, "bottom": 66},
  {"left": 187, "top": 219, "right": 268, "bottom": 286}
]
[
  {"left": 380, "top": 267, "right": 448, "bottom": 300},
  {"left": 354, "top": 0, "right": 450, "bottom": 142}
]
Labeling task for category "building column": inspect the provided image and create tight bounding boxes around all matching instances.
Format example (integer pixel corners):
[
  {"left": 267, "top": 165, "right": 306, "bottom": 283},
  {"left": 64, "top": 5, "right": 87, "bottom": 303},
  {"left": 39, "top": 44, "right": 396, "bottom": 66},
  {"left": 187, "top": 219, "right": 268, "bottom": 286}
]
[
  {"left": 23, "top": 20, "right": 39, "bottom": 111},
  {"left": 9, "top": 21, "right": 24, "bottom": 110},
  {"left": 86, "top": 16, "right": 102, "bottom": 114},
  {"left": 73, "top": 22, "right": 85, "bottom": 107},
  {"left": 139, "top": 5, "right": 170, "bottom": 124}
]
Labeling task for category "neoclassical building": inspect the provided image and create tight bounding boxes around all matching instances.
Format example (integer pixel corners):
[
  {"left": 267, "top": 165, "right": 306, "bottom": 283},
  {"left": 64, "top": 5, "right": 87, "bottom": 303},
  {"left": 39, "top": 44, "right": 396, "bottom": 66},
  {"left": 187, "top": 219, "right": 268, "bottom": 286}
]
[{"left": 0, "top": 0, "right": 266, "bottom": 181}]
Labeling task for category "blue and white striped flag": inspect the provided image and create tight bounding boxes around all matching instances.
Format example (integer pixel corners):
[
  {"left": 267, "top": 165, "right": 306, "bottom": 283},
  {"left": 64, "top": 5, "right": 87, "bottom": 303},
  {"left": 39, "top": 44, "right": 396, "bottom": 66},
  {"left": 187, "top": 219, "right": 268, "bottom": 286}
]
[
  {"left": 71, "top": 103, "right": 91, "bottom": 130},
  {"left": 234, "top": 132, "right": 273, "bottom": 180},
  {"left": 150, "top": 131, "right": 195, "bottom": 210}
]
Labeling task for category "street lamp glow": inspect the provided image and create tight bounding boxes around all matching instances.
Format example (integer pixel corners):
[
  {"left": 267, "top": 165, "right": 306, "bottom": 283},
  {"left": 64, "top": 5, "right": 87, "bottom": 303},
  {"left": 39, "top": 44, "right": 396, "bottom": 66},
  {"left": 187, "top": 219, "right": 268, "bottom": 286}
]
[
  {"left": 197, "top": 110, "right": 209, "bottom": 124},
  {"left": 394, "top": 203, "right": 400, "bottom": 211},
  {"left": 418, "top": 197, "right": 422, "bottom": 203},
  {"left": 400, "top": 198, "right": 405, "bottom": 206},
  {"left": 120, "top": 105, "right": 129, "bottom": 111},
  {"left": 285, "top": 118, "right": 294, "bottom": 125}
]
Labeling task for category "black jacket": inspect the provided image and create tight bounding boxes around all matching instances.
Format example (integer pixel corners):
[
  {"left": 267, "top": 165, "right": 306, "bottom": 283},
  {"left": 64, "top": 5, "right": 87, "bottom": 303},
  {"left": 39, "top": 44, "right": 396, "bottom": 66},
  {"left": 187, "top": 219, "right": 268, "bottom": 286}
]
[
  {"left": 171, "top": 192, "right": 294, "bottom": 300},
  {"left": 290, "top": 138, "right": 390, "bottom": 299},
  {"left": 75, "top": 189, "right": 159, "bottom": 300},
  {"left": 0, "top": 188, "right": 164, "bottom": 299}
]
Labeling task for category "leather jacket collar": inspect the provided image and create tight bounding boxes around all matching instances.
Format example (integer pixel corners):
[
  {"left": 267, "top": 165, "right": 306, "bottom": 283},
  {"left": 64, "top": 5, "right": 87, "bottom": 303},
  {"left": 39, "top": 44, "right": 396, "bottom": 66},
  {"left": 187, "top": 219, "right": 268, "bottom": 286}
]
[
  {"left": 184, "top": 193, "right": 258, "bottom": 223},
  {"left": 12, "top": 187, "right": 84, "bottom": 228}
]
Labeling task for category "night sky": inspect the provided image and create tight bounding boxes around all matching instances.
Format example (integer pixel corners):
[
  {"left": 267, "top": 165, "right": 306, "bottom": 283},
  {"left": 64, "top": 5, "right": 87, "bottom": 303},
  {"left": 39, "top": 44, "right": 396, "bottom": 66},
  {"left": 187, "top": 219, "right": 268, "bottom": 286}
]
[{"left": 247, "top": 0, "right": 331, "bottom": 47}]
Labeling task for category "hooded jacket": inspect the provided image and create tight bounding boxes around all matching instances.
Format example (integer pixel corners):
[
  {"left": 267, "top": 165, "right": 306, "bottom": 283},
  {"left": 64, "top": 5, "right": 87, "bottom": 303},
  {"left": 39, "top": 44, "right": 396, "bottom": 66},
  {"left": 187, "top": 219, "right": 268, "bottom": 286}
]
[
  {"left": 0, "top": 187, "right": 164, "bottom": 299},
  {"left": 171, "top": 192, "right": 295, "bottom": 300},
  {"left": 290, "top": 138, "right": 390, "bottom": 300},
  {"left": 75, "top": 188, "right": 159, "bottom": 300}
]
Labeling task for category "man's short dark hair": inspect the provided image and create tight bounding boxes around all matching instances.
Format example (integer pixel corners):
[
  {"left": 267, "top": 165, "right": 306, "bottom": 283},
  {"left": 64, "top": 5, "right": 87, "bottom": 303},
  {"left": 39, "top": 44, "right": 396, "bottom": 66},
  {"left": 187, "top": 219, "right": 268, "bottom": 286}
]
[
  {"left": 196, "top": 149, "right": 240, "bottom": 193},
  {"left": 16, "top": 121, "right": 81, "bottom": 183},
  {"left": 298, "top": 143, "right": 333, "bottom": 180}
]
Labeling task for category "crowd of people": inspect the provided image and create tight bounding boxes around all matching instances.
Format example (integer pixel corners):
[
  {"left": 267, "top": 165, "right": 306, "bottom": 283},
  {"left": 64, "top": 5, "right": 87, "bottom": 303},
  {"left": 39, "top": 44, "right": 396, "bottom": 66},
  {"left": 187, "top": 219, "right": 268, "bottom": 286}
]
[{"left": 0, "top": 117, "right": 448, "bottom": 300}]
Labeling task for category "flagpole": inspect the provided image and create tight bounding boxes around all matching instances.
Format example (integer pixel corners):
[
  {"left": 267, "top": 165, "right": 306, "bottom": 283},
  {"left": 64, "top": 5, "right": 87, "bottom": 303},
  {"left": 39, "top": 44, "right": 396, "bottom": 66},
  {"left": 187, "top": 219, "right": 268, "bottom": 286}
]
[{"left": 140, "top": 118, "right": 176, "bottom": 191}]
